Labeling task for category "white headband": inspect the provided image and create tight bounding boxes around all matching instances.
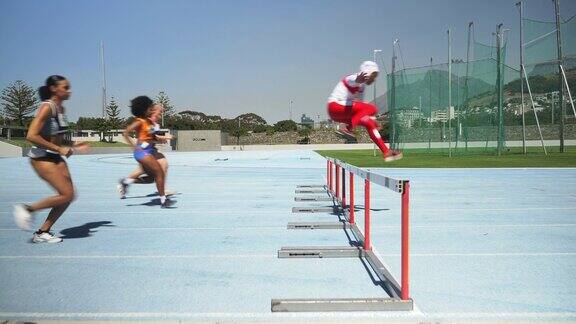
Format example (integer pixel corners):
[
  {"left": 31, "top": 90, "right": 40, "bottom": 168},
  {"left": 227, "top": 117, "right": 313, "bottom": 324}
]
[{"left": 360, "top": 61, "right": 379, "bottom": 74}]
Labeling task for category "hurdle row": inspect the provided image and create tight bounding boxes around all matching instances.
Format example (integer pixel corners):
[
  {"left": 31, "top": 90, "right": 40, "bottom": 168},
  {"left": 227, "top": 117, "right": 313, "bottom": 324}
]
[{"left": 271, "top": 157, "right": 413, "bottom": 312}]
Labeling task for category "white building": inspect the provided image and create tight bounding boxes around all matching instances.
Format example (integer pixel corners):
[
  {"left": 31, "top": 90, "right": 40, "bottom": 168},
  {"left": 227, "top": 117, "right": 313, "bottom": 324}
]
[
  {"left": 397, "top": 107, "right": 422, "bottom": 128},
  {"left": 428, "top": 106, "right": 456, "bottom": 123}
]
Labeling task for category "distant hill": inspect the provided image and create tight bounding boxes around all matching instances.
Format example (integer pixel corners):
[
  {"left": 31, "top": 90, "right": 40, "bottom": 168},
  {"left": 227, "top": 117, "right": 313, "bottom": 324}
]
[{"left": 528, "top": 57, "right": 576, "bottom": 77}]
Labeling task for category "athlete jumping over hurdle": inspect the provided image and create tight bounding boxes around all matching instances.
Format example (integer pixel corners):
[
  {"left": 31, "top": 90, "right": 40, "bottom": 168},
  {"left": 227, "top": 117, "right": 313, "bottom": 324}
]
[{"left": 327, "top": 61, "right": 402, "bottom": 162}]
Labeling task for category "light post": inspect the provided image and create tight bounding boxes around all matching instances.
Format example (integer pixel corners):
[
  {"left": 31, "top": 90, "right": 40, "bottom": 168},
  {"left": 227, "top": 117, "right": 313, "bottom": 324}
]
[
  {"left": 372, "top": 49, "right": 382, "bottom": 156},
  {"left": 372, "top": 49, "right": 382, "bottom": 102}
]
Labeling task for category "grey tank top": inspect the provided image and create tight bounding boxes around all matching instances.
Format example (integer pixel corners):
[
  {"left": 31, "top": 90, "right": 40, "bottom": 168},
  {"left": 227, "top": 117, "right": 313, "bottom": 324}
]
[
  {"left": 40, "top": 100, "right": 69, "bottom": 136},
  {"left": 27, "top": 101, "right": 70, "bottom": 158}
]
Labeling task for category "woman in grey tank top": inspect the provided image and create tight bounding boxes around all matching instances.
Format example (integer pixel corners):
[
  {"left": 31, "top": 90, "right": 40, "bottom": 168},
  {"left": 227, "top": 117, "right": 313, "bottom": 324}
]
[{"left": 13, "top": 75, "right": 91, "bottom": 243}]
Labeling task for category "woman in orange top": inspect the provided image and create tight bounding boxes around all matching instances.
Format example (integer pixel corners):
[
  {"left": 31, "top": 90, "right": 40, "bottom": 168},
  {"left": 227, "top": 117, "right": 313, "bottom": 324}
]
[
  {"left": 117, "top": 104, "right": 173, "bottom": 198},
  {"left": 122, "top": 96, "right": 175, "bottom": 208}
]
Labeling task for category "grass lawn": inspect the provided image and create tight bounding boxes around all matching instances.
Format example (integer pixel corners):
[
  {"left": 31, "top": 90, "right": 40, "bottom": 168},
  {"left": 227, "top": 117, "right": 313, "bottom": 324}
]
[
  {"left": 1, "top": 138, "right": 130, "bottom": 148},
  {"left": 316, "top": 146, "right": 576, "bottom": 168}
]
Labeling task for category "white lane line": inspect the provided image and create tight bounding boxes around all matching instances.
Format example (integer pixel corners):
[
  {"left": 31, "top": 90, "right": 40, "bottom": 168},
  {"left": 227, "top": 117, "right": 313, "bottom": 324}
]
[
  {"left": 1, "top": 223, "right": 574, "bottom": 232},
  {"left": 0, "top": 311, "right": 575, "bottom": 319},
  {"left": 381, "top": 252, "right": 576, "bottom": 257},
  {"left": 0, "top": 210, "right": 299, "bottom": 214},
  {"left": 0, "top": 254, "right": 275, "bottom": 259},
  {"left": 412, "top": 207, "right": 576, "bottom": 211},
  {"left": 0, "top": 226, "right": 287, "bottom": 231},
  {"left": 1, "top": 252, "right": 574, "bottom": 260},
  {"left": 1, "top": 207, "right": 575, "bottom": 215}
]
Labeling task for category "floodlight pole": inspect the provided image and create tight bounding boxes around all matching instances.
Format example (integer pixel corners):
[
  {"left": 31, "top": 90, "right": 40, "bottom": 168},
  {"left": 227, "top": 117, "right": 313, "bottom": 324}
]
[
  {"left": 554, "top": 0, "right": 565, "bottom": 153},
  {"left": 517, "top": 2, "right": 527, "bottom": 154},
  {"left": 391, "top": 40, "right": 398, "bottom": 149},
  {"left": 100, "top": 41, "right": 107, "bottom": 118},
  {"left": 373, "top": 49, "right": 382, "bottom": 156},
  {"left": 428, "top": 57, "right": 433, "bottom": 151},
  {"left": 496, "top": 23, "right": 504, "bottom": 156},
  {"left": 464, "top": 22, "right": 473, "bottom": 151},
  {"left": 448, "top": 29, "right": 452, "bottom": 157}
]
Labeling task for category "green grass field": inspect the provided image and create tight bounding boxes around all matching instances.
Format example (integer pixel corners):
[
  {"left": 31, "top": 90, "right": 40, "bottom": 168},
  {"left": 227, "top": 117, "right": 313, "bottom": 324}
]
[
  {"left": 1, "top": 138, "right": 130, "bottom": 148},
  {"left": 316, "top": 146, "right": 576, "bottom": 168}
]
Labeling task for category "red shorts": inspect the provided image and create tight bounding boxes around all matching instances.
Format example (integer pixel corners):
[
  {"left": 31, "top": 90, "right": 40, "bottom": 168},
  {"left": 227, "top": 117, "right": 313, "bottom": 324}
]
[{"left": 327, "top": 101, "right": 378, "bottom": 128}]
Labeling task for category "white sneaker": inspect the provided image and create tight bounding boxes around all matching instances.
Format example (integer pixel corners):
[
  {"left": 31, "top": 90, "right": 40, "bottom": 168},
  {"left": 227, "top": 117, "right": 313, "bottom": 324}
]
[
  {"left": 161, "top": 198, "right": 176, "bottom": 208},
  {"left": 13, "top": 204, "right": 34, "bottom": 231},
  {"left": 117, "top": 180, "right": 128, "bottom": 199},
  {"left": 32, "top": 231, "right": 63, "bottom": 243}
]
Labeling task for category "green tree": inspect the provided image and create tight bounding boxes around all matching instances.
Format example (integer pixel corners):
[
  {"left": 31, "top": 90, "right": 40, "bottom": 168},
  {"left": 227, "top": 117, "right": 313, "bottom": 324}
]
[
  {"left": 94, "top": 117, "right": 110, "bottom": 141},
  {"left": 106, "top": 97, "right": 123, "bottom": 141},
  {"left": 76, "top": 117, "right": 98, "bottom": 130},
  {"left": 273, "top": 119, "right": 298, "bottom": 132},
  {"left": 265, "top": 126, "right": 276, "bottom": 136},
  {"left": 231, "top": 127, "right": 249, "bottom": 144},
  {"left": 1, "top": 80, "right": 38, "bottom": 126},
  {"left": 236, "top": 113, "right": 267, "bottom": 131},
  {"left": 156, "top": 91, "right": 175, "bottom": 126}
]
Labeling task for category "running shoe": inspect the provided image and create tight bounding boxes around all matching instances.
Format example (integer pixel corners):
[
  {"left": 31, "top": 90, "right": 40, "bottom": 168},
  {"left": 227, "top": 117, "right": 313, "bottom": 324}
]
[
  {"left": 384, "top": 150, "right": 403, "bottom": 162},
  {"left": 32, "top": 231, "right": 63, "bottom": 243},
  {"left": 161, "top": 198, "right": 176, "bottom": 208},
  {"left": 117, "top": 180, "right": 128, "bottom": 199}
]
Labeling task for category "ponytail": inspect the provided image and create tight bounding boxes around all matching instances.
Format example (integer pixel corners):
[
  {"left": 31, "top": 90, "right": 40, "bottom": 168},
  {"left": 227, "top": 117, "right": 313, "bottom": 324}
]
[{"left": 38, "top": 85, "right": 52, "bottom": 101}]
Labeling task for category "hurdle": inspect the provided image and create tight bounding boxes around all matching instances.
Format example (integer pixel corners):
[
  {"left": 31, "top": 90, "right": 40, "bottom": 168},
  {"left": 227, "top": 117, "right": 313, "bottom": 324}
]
[{"left": 272, "top": 157, "right": 412, "bottom": 312}]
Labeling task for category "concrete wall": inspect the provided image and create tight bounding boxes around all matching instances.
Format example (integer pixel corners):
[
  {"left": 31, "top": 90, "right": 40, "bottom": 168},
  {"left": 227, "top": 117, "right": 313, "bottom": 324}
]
[
  {"left": 0, "top": 141, "right": 23, "bottom": 157},
  {"left": 176, "top": 130, "right": 221, "bottom": 151}
]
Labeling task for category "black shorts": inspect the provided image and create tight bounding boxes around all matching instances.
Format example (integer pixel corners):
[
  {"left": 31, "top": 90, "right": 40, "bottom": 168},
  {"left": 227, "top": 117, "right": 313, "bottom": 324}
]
[{"left": 30, "top": 152, "right": 65, "bottom": 163}]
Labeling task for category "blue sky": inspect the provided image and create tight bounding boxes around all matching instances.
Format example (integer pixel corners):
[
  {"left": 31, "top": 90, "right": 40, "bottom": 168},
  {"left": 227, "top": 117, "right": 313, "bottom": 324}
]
[{"left": 1, "top": 0, "right": 574, "bottom": 123}]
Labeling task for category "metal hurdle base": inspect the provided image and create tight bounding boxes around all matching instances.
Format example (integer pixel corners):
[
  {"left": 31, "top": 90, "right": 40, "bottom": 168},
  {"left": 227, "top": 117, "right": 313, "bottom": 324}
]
[
  {"left": 297, "top": 185, "right": 326, "bottom": 188},
  {"left": 295, "top": 189, "right": 328, "bottom": 194},
  {"left": 271, "top": 297, "right": 413, "bottom": 312},
  {"left": 278, "top": 246, "right": 362, "bottom": 258},
  {"left": 287, "top": 222, "right": 350, "bottom": 230},
  {"left": 292, "top": 207, "right": 338, "bottom": 213},
  {"left": 274, "top": 243, "right": 414, "bottom": 312},
  {"left": 294, "top": 196, "right": 334, "bottom": 202}
]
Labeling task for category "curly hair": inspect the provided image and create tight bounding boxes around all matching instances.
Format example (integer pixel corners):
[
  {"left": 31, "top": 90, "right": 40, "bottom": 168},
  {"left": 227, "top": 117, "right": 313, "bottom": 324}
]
[{"left": 130, "top": 96, "right": 154, "bottom": 118}]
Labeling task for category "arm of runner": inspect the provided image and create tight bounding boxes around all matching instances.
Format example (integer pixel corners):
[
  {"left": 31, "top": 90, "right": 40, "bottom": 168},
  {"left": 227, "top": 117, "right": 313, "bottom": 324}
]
[{"left": 123, "top": 119, "right": 142, "bottom": 149}]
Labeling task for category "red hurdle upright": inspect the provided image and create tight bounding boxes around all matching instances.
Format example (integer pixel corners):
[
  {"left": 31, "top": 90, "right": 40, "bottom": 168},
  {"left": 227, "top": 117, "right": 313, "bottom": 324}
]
[
  {"left": 335, "top": 164, "right": 340, "bottom": 201},
  {"left": 349, "top": 173, "right": 355, "bottom": 224},
  {"left": 401, "top": 180, "right": 410, "bottom": 300},
  {"left": 364, "top": 178, "right": 371, "bottom": 251},
  {"left": 341, "top": 168, "right": 346, "bottom": 207}
]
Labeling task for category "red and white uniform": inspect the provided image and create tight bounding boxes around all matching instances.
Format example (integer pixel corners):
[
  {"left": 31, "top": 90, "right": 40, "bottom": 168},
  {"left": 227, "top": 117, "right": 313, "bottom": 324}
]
[
  {"left": 327, "top": 73, "right": 377, "bottom": 129},
  {"left": 326, "top": 61, "right": 393, "bottom": 157},
  {"left": 327, "top": 74, "right": 365, "bottom": 106}
]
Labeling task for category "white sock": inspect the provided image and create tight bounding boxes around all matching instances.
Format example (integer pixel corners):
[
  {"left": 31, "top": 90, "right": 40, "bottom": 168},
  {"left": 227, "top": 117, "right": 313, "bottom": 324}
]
[
  {"left": 122, "top": 178, "right": 136, "bottom": 185},
  {"left": 160, "top": 196, "right": 166, "bottom": 204}
]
